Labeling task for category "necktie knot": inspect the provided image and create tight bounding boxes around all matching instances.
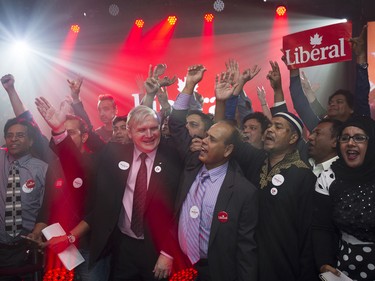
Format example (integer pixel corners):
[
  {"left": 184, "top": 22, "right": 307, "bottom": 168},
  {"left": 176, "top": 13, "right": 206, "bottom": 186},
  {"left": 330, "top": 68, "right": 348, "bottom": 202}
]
[
  {"left": 200, "top": 171, "right": 210, "bottom": 183},
  {"left": 140, "top": 153, "right": 147, "bottom": 162}
]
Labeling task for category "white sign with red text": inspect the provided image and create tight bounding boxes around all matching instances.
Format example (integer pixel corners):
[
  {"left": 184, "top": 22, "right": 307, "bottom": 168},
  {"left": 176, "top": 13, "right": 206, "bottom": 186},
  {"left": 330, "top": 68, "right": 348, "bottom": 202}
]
[{"left": 283, "top": 22, "right": 352, "bottom": 69}]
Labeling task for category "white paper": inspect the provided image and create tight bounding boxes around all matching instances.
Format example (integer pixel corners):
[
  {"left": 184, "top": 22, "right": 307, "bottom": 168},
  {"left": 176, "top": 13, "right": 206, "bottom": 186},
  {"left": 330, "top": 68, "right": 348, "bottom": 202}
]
[
  {"left": 320, "top": 271, "right": 353, "bottom": 281},
  {"left": 42, "top": 222, "right": 85, "bottom": 270}
]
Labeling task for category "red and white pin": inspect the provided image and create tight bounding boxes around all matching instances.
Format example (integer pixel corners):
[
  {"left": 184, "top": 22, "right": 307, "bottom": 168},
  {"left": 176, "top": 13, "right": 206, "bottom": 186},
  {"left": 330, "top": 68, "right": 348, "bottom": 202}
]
[
  {"left": 217, "top": 211, "right": 228, "bottom": 223},
  {"left": 22, "top": 179, "right": 35, "bottom": 193}
]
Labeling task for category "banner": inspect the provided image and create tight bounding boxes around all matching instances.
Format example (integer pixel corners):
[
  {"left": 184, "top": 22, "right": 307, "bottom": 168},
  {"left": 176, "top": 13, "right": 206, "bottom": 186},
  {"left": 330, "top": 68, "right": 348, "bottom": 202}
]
[{"left": 283, "top": 22, "right": 352, "bottom": 69}]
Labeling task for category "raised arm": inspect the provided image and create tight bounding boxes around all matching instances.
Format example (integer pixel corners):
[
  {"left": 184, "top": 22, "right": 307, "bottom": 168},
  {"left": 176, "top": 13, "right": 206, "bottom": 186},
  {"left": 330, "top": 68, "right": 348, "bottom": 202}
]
[
  {"left": 280, "top": 54, "right": 320, "bottom": 132},
  {"left": 1, "top": 74, "right": 26, "bottom": 116},
  {"left": 300, "top": 71, "right": 327, "bottom": 119},
  {"left": 351, "top": 25, "right": 371, "bottom": 117},
  {"left": 256, "top": 86, "right": 272, "bottom": 120}
]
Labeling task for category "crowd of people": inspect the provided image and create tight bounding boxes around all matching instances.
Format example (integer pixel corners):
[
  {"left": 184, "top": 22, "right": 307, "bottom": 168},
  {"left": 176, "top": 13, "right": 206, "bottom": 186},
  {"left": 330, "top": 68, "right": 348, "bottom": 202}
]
[{"left": 0, "top": 26, "right": 374, "bottom": 281}]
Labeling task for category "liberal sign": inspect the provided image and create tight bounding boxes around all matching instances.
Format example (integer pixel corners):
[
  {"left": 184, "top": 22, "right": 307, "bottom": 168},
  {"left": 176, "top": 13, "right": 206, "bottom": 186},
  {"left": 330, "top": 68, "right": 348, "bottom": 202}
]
[{"left": 283, "top": 22, "right": 352, "bottom": 69}]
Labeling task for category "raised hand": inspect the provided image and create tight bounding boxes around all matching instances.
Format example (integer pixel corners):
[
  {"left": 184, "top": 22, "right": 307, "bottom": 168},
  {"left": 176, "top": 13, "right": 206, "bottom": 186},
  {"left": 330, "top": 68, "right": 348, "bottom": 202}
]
[
  {"left": 300, "top": 71, "right": 319, "bottom": 103},
  {"left": 215, "top": 71, "right": 239, "bottom": 101},
  {"left": 256, "top": 86, "right": 267, "bottom": 104},
  {"left": 159, "top": 75, "right": 177, "bottom": 87},
  {"left": 153, "top": 64, "right": 167, "bottom": 79},
  {"left": 1, "top": 74, "right": 15, "bottom": 92},
  {"left": 35, "top": 97, "right": 68, "bottom": 133},
  {"left": 241, "top": 65, "right": 261, "bottom": 83},
  {"left": 67, "top": 76, "right": 83, "bottom": 102},
  {"left": 266, "top": 61, "right": 282, "bottom": 90},
  {"left": 186, "top": 65, "right": 207, "bottom": 87},
  {"left": 225, "top": 59, "right": 240, "bottom": 84},
  {"left": 349, "top": 25, "right": 367, "bottom": 62}
]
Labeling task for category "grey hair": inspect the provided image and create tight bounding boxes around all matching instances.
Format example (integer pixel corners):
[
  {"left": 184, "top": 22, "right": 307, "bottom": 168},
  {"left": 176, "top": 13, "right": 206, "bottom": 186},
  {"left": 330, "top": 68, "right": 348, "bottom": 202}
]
[{"left": 126, "top": 105, "right": 160, "bottom": 129}]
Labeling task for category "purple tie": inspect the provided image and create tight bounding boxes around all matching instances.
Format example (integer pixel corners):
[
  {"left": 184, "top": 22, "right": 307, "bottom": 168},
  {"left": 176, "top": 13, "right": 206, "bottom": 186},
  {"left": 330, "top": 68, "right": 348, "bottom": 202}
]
[
  {"left": 186, "top": 171, "right": 209, "bottom": 264},
  {"left": 131, "top": 153, "right": 148, "bottom": 237}
]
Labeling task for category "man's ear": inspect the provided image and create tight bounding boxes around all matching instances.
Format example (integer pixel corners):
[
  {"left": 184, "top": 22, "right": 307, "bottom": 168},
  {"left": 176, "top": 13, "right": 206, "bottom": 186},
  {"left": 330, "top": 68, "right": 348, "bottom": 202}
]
[
  {"left": 224, "top": 144, "right": 234, "bottom": 158},
  {"left": 289, "top": 132, "right": 299, "bottom": 145},
  {"left": 82, "top": 133, "right": 89, "bottom": 144}
]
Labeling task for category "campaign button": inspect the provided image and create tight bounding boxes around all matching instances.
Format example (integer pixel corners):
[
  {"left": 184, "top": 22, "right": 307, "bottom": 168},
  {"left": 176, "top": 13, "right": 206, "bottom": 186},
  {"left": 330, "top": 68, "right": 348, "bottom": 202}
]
[{"left": 217, "top": 211, "right": 228, "bottom": 223}]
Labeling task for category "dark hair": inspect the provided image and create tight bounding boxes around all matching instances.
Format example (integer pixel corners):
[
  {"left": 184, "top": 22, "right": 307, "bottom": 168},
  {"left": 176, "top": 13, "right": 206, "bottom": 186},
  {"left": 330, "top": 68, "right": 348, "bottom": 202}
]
[
  {"left": 187, "top": 110, "right": 214, "bottom": 132},
  {"left": 318, "top": 118, "right": 343, "bottom": 139},
  {"left": 98, "top": 94, "right": 117, "bottom": 109},
  {"left": 113, "top": 115, "right": 127, "bottom": 126},
  {"left": 242, "top": 112, "right": 271, "bottom": 133},
  {"left": 4, "top": 118, "right": 38, "bottom": 141},
  {"left": 66, "top": 115, "right": 89, "bottom": 134},
  {"left": 328, "top": 89, "right": 354, "bottom": 110}
]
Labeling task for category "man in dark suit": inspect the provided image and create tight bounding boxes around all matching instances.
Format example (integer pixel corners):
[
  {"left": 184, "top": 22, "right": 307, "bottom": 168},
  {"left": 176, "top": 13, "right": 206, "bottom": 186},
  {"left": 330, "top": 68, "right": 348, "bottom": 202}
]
[
  {"left": 169, "top": 64, "right": 258, "bottom": 280},
  {"left": 86, "top": 105, "right": 182, "bottom": 281},
  {"left": 34, "top": 99, "right": 182, "bottom": 281},
  {"left": 169, "top": 111, "right": 258, "bottom": 280}
]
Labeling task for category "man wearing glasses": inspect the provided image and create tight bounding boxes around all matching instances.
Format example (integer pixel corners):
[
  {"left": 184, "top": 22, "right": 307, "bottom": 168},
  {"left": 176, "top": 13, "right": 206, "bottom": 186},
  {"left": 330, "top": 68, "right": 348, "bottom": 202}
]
[{"left": 0, "top": 118, "right": 48, "bottom": 274}]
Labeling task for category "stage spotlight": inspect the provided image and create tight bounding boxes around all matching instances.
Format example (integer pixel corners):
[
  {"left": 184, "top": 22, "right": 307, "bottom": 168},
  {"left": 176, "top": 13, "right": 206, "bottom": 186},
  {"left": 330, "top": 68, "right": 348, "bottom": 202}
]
[
  {"left": 204, "top": 13, "right": 214, "bottom": 23},
  {"left": 14, "top": 41, "right": 30, "bottom": 55},
  {"left": 135, "top": 19, "right": 144, "bottom": 28},
  {"left": 71, "top": 24, "right": 80, "bottom": 33},
  {"left": 109, "top": 4, "right": 120, "bottom": 16},
  {"left": 167, "top": 16, "right": 177, "bottom": 26},
  {"left": 276, "top": 5, "right": 287, "bottom": 16},
  {"left": 213, "top": 0, "right": 224, "bottom": 12}
]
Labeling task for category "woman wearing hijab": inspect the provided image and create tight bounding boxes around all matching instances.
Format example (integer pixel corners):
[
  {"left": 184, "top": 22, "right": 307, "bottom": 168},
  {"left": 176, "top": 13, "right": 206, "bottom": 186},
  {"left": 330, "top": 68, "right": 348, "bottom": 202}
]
[{"left": 313, "top": 115, "right": 375, "bottom": 280}]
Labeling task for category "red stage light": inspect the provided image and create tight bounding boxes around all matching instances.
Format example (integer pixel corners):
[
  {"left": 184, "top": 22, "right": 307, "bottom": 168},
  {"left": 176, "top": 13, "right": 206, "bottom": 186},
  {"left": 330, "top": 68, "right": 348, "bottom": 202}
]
[
  {"left": 135, "top": 19, "right": 144, "bottom": 28},
  {"left": 204, "top": 13, "right": 214, "bottom": 23},
  {"left": 167, "top": 16, "right": 177, "bottom": 26},
  {"left": 71, "top": 24, "right": 80, "bottom": 33},
  {"left": 276, "top": 5, "right": 287, "bottom": 16}
]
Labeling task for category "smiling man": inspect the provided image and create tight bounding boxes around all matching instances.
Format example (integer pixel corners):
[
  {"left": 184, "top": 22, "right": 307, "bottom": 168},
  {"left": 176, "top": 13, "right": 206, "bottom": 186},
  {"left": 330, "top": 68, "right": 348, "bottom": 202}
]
[
  {"left": 0, "top": 118, "right": 48, "bottom": 272},
  {"left": 86, "top": 105, "right": 182, "bottom": 281}
]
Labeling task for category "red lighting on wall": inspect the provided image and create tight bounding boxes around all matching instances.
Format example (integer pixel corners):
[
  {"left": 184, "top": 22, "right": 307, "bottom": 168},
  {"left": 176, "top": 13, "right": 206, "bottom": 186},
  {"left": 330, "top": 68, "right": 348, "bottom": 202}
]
[
  {"left": 276, "top": 5, "right": 287, "bottom": 16},
  {"left": 71, "top": 24, "right": 80, "bottom": 33},
  {"left": 204, "top": 13, "right": 214, "bottom": 23},
  {"left": 135, "top": 19, "right": 144, "bottom": 28},
  {"left": 167, "top": 16, "right": 177, "bottom": 25}
]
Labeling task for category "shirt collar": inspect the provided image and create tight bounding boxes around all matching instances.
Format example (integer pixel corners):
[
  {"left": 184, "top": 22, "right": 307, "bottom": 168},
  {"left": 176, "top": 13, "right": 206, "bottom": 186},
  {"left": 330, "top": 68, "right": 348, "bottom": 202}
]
[
  {"left": 309, "top": 156, "right": 339, "bottom": 170},
  {"left": 7, "top": 153, "right": 33, "bottom": 166},
  {"left": 133, "top": 147, "right": 157, "bottom": 161},
  {"left": 201, "top": 162, "right": 229, "bottom": 183}
]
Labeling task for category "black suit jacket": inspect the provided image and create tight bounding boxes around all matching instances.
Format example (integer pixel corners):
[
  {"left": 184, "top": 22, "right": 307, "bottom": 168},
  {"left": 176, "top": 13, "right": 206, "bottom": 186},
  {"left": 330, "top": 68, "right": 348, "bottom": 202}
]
[
  {"left": 86, "top": 141, "right": 182, "bottom": 264},
  {"left": 169, "top": 108, "right": 258, "bottom": 281}
]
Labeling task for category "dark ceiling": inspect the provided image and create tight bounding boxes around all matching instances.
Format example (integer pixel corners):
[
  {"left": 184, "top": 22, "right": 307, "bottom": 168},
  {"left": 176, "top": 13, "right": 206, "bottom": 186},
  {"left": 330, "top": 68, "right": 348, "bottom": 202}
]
[{"left": 0, "top": 0, "right": 374, "bottom": 42}]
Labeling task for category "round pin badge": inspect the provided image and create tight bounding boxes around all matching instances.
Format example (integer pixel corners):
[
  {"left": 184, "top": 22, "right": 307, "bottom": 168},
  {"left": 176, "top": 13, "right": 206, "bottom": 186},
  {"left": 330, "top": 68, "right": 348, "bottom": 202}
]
[
  {"left": 118, "top": 161, "right": 130, "bottom": 170},
  {"left": 190, "top": 206, "right": 200, "bottom": 219},
  {"left": 270, "top": 187, "right": 278, "bottom": 196},
  {"left": 217, "top": 211, "right": 228, "bottom": 223},
  {"left": 73, "top": 178, "right": 83, "bottom": 188},
  {"left": 154, "top": 166, "right": 162, "bottom": 173},
  {"left": 22, "top": 179, "right": 35, "bottom": 193},
  {"left": 272, "top": 174, "right": 284, "bottom": 186}
]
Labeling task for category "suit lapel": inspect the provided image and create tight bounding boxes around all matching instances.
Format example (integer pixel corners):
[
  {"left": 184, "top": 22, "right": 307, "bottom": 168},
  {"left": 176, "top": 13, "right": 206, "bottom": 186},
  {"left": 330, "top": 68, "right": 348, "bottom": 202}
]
[
  {"left": 144, "top": 148, "right": 164, "bottom": 211},
  {"left": 208, "top": 163, "right": 235, "bottom": 248}
]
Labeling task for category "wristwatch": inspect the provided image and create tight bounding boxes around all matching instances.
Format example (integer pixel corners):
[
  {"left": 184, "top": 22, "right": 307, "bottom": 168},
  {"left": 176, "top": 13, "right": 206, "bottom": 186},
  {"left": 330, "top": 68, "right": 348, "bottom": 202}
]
[{"left": 67, "top": 233, "right": 76, "bottom": 244}]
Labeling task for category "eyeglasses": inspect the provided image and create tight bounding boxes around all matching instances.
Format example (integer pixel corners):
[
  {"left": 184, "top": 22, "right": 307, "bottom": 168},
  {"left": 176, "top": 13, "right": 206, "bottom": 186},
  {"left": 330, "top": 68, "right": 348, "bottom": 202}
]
[
  {"left": 5, "top": 132, "right": 27, "bottom": 140},
  {"left": 338, "top": 134, "right": 369, "bottom": 143}
]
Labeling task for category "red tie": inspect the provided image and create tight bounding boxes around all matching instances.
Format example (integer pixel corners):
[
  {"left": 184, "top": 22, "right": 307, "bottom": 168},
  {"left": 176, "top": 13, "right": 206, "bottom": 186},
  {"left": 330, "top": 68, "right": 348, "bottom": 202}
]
[{"left": 131, "top": 153, "right": 148, "bottom": 237}]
